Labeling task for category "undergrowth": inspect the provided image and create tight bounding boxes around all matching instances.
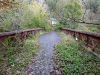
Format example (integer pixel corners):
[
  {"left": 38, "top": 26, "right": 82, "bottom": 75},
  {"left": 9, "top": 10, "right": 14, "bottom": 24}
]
[
  {"left": 55, "top": 33, "right": 100, "bottom": 75},
  {"left": 0, "top": 33, "right": 40, "bottom": 75}
]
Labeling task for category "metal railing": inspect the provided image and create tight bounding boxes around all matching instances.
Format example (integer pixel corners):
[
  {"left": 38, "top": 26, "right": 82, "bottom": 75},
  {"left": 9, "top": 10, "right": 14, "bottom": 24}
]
[
  {"left": 0, "top": 28, "right": 42, "bottom": 41},
  {"left": 61, "top": 28, "right": 100, "bottom": 55}
]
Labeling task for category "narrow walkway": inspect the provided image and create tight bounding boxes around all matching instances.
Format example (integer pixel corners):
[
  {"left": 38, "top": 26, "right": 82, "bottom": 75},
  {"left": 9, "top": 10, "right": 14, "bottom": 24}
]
[{"left": 26, "top": 32, "right": 61, "bottom": 75}]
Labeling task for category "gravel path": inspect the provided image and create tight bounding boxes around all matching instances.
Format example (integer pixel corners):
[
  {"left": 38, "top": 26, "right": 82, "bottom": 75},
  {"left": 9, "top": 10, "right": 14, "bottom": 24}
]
[{"left": 26, "top": 32, "right": 61, "bottom": 75}]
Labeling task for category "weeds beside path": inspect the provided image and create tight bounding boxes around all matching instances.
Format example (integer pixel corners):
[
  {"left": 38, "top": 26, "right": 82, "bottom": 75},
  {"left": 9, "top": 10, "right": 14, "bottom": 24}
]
[{"left": 55, "top": 32, "right": 100, "bottom": 75}]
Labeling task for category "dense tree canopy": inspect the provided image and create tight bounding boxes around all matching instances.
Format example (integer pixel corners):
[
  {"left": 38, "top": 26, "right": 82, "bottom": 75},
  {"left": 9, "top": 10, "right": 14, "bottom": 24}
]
[
  {"left": 0, "top": 0, "right": 100, "bottom": 31},
  {"left": 0, "top": 0, "right": 51, "bottom": 32}
]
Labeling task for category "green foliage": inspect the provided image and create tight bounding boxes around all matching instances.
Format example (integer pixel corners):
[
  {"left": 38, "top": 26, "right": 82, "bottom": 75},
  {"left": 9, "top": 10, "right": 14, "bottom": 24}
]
[
  {"left": 0, "top": 34, "right": 40, "bottom": 74},
  {"left": 45, "top": 0, "right": 58, "bottom": 12},
  {"left": 0, "top": 1, "right": 51, "bottom": 32},
  {"left": 48, "top": 0, "right": 83, "bottom": 30},
  {"left": 7, "top": 48, "right": 16, "bottom": 65},
  {"left": 19, "top": 2, "right": 52, "bottom": 31},
  {"left": 64, "top": 1, "right": 82, "bottom": 20},
  {"left": 54, "top": 23, "right": 64, "bottom": 31},
  {"left": 21, "top": 3, "right": 45, "bottom": 28},
  {"left": 76, "top": 23, "right": 100, "bottom": 32},
  {"left": 60, "top": 0, "right": 82, "bottom": 29},
  {"left": 55, "top": 33, "right": 100, "bottom": 74},
  {"left": 90, "top": 27, "right": 100, "bottom": 32},
  {"left": 55, "top": 21, "right": 79, "bottom": 30},
  {"left": 87, "top": 25, "right": 100, "bottom": 32},
  {"left": 59, "top": 20, "right": 79, "bottom": 29},
  {"left": 55, "top": 0, "right": 82, "bottom": 20}
]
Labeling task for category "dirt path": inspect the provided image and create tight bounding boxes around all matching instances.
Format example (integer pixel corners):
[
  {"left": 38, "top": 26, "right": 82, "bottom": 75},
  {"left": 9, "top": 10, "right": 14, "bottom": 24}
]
[{"left": 25, "top": 32, "right": 61, "bottom": 75}]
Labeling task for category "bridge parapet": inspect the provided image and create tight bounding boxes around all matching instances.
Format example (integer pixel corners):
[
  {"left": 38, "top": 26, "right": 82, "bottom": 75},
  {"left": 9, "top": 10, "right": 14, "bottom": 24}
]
[
  {"left": 61, "top": 28, "right": 100, "bottom": 55},
  {"left": 0, "top": 28, "right": 42, "bottom": 41}
]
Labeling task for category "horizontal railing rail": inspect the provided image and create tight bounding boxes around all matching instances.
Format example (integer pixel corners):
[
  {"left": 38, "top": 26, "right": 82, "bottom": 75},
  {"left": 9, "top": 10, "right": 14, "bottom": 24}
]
[
  {"left": 0, "top": 28, "right": 42, "bottom": 41},
  {"left": 61, "top": 28, "right": 100, "bottom": 55}
]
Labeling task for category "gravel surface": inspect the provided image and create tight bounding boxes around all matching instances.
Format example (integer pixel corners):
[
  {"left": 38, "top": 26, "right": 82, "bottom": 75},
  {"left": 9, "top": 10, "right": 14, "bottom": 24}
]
[{"left": 26, "top": 32, "right": 61, "bottom": 75}]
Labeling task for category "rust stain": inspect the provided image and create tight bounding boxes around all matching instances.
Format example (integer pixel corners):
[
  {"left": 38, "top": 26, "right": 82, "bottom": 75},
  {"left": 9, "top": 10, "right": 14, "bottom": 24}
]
[
  {"left": 0, "top": 28, "right": 42, "bottom": 41},
  {"left": 61, "top": 28, "right": 100, "bottom": 54}
]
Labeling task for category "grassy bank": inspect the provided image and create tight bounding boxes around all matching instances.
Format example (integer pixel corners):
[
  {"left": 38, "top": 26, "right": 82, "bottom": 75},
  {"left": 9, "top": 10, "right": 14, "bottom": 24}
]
[
  {"left": 0, "top": 33, "right": 40, "bottom": 75},
  {"left": 55, "top": 33, "right": 100, "bottom": 75}
]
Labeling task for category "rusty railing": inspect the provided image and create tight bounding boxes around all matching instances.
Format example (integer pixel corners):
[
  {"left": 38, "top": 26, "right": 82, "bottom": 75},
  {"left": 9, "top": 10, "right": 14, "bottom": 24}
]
[
  {"left": 61, "top": 28, "right": 100, "bottom": 55},
  {"left": 0, "top": 28, "right": 42, "bottom": 41}
]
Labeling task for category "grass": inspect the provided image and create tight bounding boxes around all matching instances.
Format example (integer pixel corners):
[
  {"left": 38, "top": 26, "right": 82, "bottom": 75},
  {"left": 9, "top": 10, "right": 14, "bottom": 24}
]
[
  {"left": 0, "top": 33, "right": 40, "bottom": 75},
  {"left": 55, "top": 33, "right": 100, "bottom": 75},
  {"left": 55, "top": 22, "right": 100, "bottom": 33},
  {"left": 77, "top": 23, "right": 100, "bottom": 32}
]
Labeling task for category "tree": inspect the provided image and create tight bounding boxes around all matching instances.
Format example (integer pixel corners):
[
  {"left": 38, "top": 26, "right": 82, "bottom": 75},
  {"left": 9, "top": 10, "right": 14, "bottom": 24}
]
[
  {"left": 0, "top": 0, "right": 51, "bottom": 32},
  {"left": 64, "top": 0, "right": 82, "bottom": 21},
  {"left": 45, "top": 0, "right": 58, "bottom": 12},
  {"left": 84, "top": 0, "right": 100, "bottom": 13},
  {"left": 44, "top": 0, "right": 83, "bottom": 29},
  {"left": 46, "top": 0, "right": 82, "bottom": 21},
  {"left": 82, "top": 0, "right": 100, "bottom": 24},
  {"left": 53, "top": 0, "right": 82, "bottom": 29}
]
